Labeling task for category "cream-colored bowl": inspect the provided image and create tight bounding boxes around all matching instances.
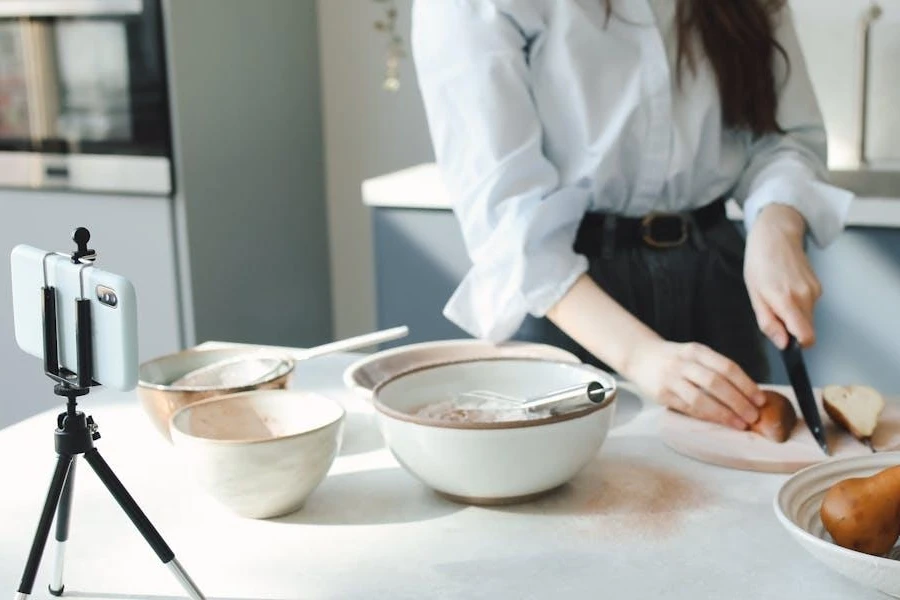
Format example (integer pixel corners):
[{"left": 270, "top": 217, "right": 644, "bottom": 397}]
[
  {"left": 139, "top": 348, "right": 294, "bottom": 441},
  {"left": 343, "top": 339, "right": 580, "bottom": 399},
  {"left": 373, "top": 358, "right": 616, "bottom": 505},
  {"left": 775, "top": 452, "right": 900, "bottom": 597},
  {"left": 170, "top": 390, "right": 344, "bottom": 519}
]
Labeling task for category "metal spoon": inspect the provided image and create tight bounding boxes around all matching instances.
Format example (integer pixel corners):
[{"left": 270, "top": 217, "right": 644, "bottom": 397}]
[{"left": 172, "top": 326, "right": 409, "bottom": 388}]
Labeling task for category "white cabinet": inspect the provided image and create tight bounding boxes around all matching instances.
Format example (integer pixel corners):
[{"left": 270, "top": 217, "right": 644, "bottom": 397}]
[
  {"left": 791, "top": 0, "right": 900, "bottom": 167},
  {"left": 0, "top": 190, "right": 181, "bottom": 427}
]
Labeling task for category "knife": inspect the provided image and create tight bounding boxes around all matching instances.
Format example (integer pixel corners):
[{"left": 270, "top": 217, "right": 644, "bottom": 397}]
[{"left": 780, "top": 335, "right": 830, "bottom": 456}]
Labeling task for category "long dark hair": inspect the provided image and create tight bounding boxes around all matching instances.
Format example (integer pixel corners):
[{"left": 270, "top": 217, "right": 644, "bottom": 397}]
[{"left": 607, "top": 0, "right": 788, "bottom": 137}]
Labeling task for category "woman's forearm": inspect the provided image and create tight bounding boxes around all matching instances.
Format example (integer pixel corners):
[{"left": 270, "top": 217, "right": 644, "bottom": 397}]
[{"left": 546, "top": 273, "right": 660, "bottom": 377}]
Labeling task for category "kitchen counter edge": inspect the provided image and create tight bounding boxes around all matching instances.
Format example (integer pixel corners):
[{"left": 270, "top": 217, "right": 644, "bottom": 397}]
[{"left": 362, "top": 163, "right": 900, "bottom": 229}]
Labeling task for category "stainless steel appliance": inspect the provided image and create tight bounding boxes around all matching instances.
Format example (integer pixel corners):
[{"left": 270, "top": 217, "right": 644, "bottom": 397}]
[{"left": 0, "top": 0, "right": 171, "bottom": 195}]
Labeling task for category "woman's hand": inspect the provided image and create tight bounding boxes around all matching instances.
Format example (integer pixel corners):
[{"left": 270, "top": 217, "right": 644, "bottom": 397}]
[
  {"left": 548, "top": 273, "right": 763, "bottom": 429},
  {"left": 624, "top": 339, "right": 765, "bottom": 430},
  {"left": 744, "top": 204, "right": 821, "bottom": 349}
]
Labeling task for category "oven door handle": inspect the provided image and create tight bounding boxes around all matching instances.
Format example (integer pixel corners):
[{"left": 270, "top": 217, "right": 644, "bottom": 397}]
[{"left": 0, "top": 0, "right": 142, "bottom": 18}]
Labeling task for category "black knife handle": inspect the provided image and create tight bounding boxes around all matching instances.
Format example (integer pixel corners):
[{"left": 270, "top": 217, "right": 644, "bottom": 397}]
[
  {"left": 780, "top": 335, "right": 802, "bottom": 360},
  {"left": 780, "top": 335, "right": 811, "bottom": 392}
]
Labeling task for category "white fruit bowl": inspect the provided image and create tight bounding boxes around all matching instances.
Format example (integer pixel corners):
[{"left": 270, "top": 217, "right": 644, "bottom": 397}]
[
  {"left": 774, "top": 452, "right": 900, "bottom": 597},
  {"left": 373, "top": 358, "right": 616, "bottom": 505}
]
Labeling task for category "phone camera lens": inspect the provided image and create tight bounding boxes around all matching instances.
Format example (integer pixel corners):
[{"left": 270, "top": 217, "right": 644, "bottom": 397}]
[{"left": 97, "top": 289, "right": 118, "bottom": 307}]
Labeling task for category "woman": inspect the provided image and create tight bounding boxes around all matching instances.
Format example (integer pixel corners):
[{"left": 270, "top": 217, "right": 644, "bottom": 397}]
[{"left": 411, "top": 0, "right": 852, "bottom": 430}]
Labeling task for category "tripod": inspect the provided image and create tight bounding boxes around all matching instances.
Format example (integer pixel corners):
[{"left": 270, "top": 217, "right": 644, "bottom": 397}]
[{"left": 14, "top": 229, "right": 205, "bottom": 599}]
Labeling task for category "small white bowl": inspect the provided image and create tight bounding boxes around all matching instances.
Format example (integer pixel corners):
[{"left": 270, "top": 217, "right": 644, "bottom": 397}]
[
  {"left": 775, "top": 452, "right": 900, "bottom": 597},
  {"left": 170, "top": 390, "right": 344, "bottom": 519},
  {"left": 343, "top": 339, "right": 580, "bottom": 399},
  {"left": 373, "top": 358, "right": 616, "bottom": 505}
]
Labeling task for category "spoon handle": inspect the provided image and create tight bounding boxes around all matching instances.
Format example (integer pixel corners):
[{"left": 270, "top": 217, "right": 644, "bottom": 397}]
[
  {"left": 522, "top": 381, "right": 613, "bottom": 411},
  {"left": 220, "top": 326, "right": 410, "bottom": 362},
  {"left": 292, "top": 326, "right": 410, "bottom": 361}
]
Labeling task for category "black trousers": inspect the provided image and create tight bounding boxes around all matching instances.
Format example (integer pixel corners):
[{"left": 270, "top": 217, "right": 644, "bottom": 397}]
[{"left": 513, "top": 217, "right": 771, "bottom": 382}]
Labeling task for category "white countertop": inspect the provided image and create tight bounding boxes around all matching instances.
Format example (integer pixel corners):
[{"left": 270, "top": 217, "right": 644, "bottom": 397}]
[
  {"left": 362, "top": 163, "right": 900, "bottom": 228},
  {"left": 0, "top": 351, "right": 887, "bottom": 599}
]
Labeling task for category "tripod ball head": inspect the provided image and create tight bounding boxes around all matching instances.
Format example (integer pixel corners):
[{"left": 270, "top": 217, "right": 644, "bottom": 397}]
[{"left": 71, "top": 227, "right": 97, "bottom": 264}]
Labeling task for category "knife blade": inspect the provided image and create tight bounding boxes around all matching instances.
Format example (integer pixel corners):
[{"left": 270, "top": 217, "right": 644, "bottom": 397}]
[{"left": 780, "top": 335, "right": 830, "bottom": 455}]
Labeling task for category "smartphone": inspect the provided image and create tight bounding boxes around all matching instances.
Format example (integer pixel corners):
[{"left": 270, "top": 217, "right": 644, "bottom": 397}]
[{"left": 10, "top": 245, "right": 139, "bottom": 391}]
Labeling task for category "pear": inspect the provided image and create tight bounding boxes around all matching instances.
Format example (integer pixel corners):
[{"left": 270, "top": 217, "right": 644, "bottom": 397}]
[
  {"left": 820, "top": 465, "right": 900, "bottom": 556},
  {"left": 823, "top": 385, "right": 885, "bottom": 443},
  {"left": 749, "top": 390, "right": 797, "bottom": 443}
]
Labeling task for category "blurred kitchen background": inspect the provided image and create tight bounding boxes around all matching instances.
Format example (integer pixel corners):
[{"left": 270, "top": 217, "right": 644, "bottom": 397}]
[{"left": 0, "top": 0, "right": 898, "bottom": 427}]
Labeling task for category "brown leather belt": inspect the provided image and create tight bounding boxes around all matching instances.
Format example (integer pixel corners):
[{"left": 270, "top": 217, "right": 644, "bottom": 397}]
[{"left": 574, "top": 198, "right": 727, "bottom": 254}]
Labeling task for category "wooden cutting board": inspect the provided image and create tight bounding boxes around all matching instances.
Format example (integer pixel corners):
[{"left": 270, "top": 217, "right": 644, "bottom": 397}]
[{"left": 660, "top": 385, "right": 900, "bottom": 473}]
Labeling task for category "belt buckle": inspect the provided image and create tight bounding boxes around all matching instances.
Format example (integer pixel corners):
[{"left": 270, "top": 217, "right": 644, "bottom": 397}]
[{"left": 641, "top": 212, "right": 689, "bottom": 249}]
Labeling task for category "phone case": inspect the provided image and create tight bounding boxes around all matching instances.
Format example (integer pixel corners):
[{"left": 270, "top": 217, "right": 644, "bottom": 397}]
[{"left": 10, "top": 245, "right": 139, "bottom": 391}]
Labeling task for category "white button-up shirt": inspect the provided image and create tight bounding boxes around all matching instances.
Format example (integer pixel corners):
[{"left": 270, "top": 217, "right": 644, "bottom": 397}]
[{"left": 411, "top": 0, "right": 853, "bottom": 342}]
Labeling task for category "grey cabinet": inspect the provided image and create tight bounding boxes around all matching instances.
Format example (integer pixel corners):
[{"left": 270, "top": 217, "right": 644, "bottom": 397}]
[
  {"left": 802, "top": 227, "right": 900, "bottom": 395},
  {"left": 373, "top": 208, "right": 471, "bottom": 347},
  {"left": 164, "top": 0, "right": 331, "bottom": 350}
]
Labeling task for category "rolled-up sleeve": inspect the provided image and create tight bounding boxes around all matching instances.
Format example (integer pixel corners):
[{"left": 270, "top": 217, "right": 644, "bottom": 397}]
[
  {"left": 732, "top": 6, "right": 853, "bottom": 247},
  {"left": 412, "top": 0, "right": 590, "bottom": 342}
]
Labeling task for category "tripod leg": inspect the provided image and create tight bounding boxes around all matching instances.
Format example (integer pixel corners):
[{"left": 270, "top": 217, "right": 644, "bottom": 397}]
[
  {"left": 49, "top": 458, "right": 76, "bottom": 596},
  {"left": 82, "top": 449, "right": 206, "bottom": 600},
  {"left": 16, "top": 454, "right": 74, "bottom": 599}
]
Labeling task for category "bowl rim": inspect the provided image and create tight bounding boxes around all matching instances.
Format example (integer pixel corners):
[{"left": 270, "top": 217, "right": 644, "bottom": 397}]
[
  {"left": 773, "top": 451, "right": 900, "bottom": 568},
  {"left": 138, "top": 347, "right": 295, "bottom": 392},
  {"left": 168, "top": 389, "right": 345, "bottom": 445},
  {"left": 372, "top": 357, "right": 617, "bottom": 430},
  {"left": 342, "top": 339, "right": 581, "bottom": 396}
]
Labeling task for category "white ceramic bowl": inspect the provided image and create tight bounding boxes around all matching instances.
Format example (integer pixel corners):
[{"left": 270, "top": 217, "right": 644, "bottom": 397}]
[
  {"left": 775, "top": 452, "right": 900, "bottom": 597},
  {"left": 343, "top": 339, "right": 580, "bottom": 399},
  {"left": 170, "top": 390, "right": 344, "bottom": 519},
  {"left": 373, "top": 358, "right": 616, "bottom": 505}
]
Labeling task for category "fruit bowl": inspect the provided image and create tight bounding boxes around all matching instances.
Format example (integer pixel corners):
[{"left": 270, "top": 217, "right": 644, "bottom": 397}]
[{"left": 774, "top": 452, "right": 900, "bottom": 597}]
